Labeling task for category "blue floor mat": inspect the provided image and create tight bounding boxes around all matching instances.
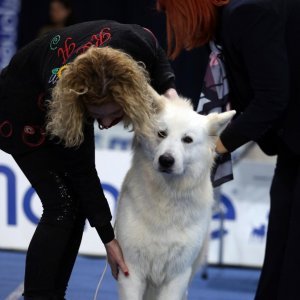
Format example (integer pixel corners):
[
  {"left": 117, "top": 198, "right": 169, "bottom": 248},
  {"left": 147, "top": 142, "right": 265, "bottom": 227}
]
[{"left": 0, "top": 250, "right": 260, "bottom": 300}]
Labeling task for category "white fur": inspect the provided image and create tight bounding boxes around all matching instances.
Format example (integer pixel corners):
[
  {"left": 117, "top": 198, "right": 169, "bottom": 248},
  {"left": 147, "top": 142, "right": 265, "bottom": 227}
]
[{"left": 115, "top": 94, "right": 235, "bottom": 300}]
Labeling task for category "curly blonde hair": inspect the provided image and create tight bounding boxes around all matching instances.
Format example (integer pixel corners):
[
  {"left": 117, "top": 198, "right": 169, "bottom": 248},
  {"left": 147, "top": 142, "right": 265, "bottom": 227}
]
[{"left": 46, "top": 46, "right": 160, "bottom": 147}]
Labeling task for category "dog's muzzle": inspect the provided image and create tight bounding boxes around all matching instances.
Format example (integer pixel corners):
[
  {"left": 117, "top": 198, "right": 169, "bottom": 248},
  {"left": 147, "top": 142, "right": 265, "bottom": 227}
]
[{"left": 158, "top": 153, "right": 175, "bottom": 173}]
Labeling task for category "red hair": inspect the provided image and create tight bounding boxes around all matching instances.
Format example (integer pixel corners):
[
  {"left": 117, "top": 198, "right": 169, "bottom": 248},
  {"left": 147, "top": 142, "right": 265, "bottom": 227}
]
[{"left": 157, "top": 0, "right": 229, "bottom": 59}]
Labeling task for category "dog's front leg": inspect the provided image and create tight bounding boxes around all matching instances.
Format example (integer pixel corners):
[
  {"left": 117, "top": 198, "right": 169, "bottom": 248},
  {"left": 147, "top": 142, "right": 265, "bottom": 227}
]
[
  {"left": 118, "top": 270, "right": 146, "bottom": 300},
  {"left": 157, "top": 267, "right": 192, "bottom": 300}
]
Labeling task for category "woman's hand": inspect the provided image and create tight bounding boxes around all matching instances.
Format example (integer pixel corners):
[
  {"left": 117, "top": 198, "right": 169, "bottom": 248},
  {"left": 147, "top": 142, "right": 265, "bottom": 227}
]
[
  {"left": 215, "top": 137, "right": 228, "bottom": 154},
  {"left": 104, "top": 239, "right": 129, "bottom": 280}
]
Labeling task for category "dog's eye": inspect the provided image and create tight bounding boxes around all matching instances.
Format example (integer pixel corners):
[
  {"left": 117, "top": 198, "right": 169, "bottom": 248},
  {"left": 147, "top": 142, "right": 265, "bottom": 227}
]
[
  {"left": 158, "top": 130, "right": 167, "bottom": 138},
  {"left": 182, "top": 136, "right": 193, "bottom": 143}
]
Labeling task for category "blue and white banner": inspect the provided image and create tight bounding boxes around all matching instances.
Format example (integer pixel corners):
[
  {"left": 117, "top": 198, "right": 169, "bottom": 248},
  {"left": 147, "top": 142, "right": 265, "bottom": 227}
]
[
  {"left": 0, "top": 148, "right": 132, "bottom": 256},
  {"left": 0, "top": 0, "right": 20, "bottom": 70},
  {"left": 0, "top": 124, "right": 274, "bottom": 266},
  {"left": 208, "top": 160, "right": 273, "bottom": 267}
]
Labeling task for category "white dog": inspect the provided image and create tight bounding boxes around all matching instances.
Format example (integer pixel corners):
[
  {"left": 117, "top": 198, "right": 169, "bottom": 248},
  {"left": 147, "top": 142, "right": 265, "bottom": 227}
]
[{"left": 115, "top": 90, "right": 235, "bottom": 300}]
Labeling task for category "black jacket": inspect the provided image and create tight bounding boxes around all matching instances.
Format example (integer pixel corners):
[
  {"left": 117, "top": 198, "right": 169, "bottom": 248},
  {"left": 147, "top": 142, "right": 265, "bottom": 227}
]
[
  {"left": 0, "top": 20, "right": 175, "bottom": 155},
  {"left": 218, "top": 0, "right": 300, "bottom": 155},
  {"left": 0, "top": 20, "right": 175, "bottom": 242}
]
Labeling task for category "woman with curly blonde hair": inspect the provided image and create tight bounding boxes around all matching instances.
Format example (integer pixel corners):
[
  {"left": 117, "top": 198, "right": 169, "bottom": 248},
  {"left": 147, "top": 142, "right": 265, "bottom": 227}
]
[
  {"left": 47, "top": 46, "right": 158, "bottom": 148},
  {"left": 157, "top": 0, "right": 300, "bottom": 299},
  {"left": 0, "top": 20, "right": 176, "bottom": 299}
]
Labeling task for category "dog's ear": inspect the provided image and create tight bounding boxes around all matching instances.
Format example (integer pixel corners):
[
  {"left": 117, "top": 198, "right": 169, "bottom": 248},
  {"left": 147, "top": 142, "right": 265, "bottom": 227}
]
[
  {"left": 147, "top": 84, "right": 166, "bottom": 113},
  {"left": 207, "top": 110, "right": 236, "bottom": 136}
]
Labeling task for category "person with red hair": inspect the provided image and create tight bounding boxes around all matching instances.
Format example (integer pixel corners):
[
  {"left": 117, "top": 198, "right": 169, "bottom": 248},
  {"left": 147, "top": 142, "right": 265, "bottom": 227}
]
[{"left": 157, "top": 0, "right": 300, "bottom": 299}]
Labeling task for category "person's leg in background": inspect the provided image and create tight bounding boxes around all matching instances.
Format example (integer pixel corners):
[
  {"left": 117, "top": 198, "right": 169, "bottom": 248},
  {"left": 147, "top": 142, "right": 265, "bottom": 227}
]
[
  {"left": 255, "top": 143, "right": 298, "bottom": 300},
  {"left": 13, "top": 147, "right": 86, "bottom": 299}
]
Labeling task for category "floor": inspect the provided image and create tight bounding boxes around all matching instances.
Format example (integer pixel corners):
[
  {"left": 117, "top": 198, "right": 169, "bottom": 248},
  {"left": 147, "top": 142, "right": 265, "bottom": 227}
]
[{"left": 0, "top": 250, "right": 260, "bottom": 300}]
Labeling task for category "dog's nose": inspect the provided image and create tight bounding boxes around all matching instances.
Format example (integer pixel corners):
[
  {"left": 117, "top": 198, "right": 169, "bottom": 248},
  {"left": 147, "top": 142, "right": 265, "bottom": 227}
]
[{"left": 159, "top": 154, "right": 175, "bottom": 168}]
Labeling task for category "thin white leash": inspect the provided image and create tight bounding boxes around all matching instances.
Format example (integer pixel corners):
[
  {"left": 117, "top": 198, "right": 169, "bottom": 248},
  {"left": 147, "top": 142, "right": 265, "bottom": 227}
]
[
  {"left": 93, "top": 259, "right": 108, "bottom": 300},
  {"left": 5, "top": 282, "right": 24, "bottom": 300}
]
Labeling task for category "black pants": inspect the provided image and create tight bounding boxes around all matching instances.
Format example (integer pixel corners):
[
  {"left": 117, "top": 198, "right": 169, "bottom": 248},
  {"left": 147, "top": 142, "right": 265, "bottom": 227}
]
[
  {"left": 13, "top": 146, "right": 86, "bottom": 299},
  {"left": 255, "top": 143, "right": 300, "bottom": 300}
]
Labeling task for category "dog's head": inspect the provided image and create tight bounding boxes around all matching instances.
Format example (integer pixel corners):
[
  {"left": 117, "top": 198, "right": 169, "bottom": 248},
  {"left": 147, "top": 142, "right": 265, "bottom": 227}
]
[{"left": 137, "top": 88, "right": 235, "bottom": 178}]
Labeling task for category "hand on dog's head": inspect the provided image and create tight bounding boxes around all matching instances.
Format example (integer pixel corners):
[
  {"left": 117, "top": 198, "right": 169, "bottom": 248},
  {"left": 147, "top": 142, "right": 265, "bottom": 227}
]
[{"left": 147, "top": 84, "right": 236, "bottom": 139}]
